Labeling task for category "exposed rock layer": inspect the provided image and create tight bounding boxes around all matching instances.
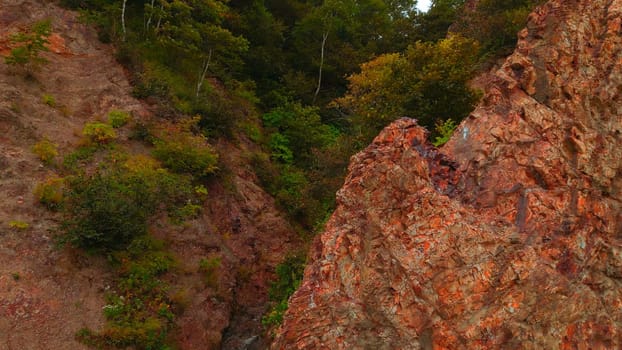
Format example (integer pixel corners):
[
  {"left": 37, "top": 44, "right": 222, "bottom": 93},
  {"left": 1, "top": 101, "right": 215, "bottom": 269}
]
[{"left": 273, "top": 0, "right": 622, "bottom": 348}]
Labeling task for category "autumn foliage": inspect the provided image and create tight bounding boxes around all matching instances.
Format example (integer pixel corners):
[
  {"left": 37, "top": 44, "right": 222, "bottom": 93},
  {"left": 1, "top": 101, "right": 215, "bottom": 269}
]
[{"left": 335, "top": 35, "right": 481, "bottom": 142}]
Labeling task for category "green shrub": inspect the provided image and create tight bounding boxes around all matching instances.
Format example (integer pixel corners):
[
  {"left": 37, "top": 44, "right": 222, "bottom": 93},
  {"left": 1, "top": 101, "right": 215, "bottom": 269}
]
[
  {"left": 108, "top": 110, "right": 131, "bottom": 128},
  {"left": 268, "top": 133, "right": 293, "bottom": 164},
  {"left": 241, "top": 121, "right": 262, "bottom": 143},
  {"left": 8, "top": 220, "right": 29, "bottom": 230},
  {"left": 77, "top": 236, "right": 176, "bottom": 349},
  {"left": 251, "top": 152, "right": 326, "bottom": 229},
  {"left": 83, "top": 122, "right": 117, "bottom": 144},
  {"left": 432, "top": 119, "right": 457, "bottom": 147},
  {"left": 153, "top": 138, "right": 217, "bottom": 177},
  {"left": 129, "top": 122, "right": 153, "bottom": 143},
  {"left": 42, "top": 93, "right": 56, "bottom": 107},
  {"left": 32, "top": 139, "right": 58, "bottom": 164},
  {"left": 263, "top": 255, "right": 306, "bottom": 327},
  {"left": 34, "top": 177, "right": 65, "bottom": 210},
  {"left": 262, "top": 102, "right": 338, "bottom": 167},
  {"left": 131, "top": 65, "right": 171, "bottom": 100},
  {"left": 59, "top": 150, "right": 199, "bottom": 251},
  {"left": 152, "top": 120, "right": 218, "bottom": 177},
  {"left": 62, "top": 170, "right": 151, "bottom": 250},
  {"left": 61, "top": 161, "right": 193, "bottom": 251},
  {"left": 4, "top": 19, "right": 51, "bottom": 70},
  {"left": 194, "top": 185, "right": 208, "bottom": 197},
  {"left": 62, "top": 144, "right": 98, "bottom": 170},
  {"left": 274, "top": 167, "right": 308, "bottom": 215},
  {"left": 172, "top": 203, "right": 202, "bottom": 223}
]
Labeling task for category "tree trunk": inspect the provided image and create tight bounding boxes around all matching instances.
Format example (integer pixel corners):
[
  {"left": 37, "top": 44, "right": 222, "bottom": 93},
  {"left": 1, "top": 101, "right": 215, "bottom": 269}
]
[
  {"left": 121, "top": 0, "right": 127, "bottom": 41},
  {"left": 313, "top": 31, "right": 329, "bottom": 104},
  {"left": 156, "top": 1, "right": 164, "bottom": 31},
  {"left": 146, "top": 0, "right": 156, "bottom": 32},
  {"left": 196, "top": 50, "right": 213, "bottom": 98}
]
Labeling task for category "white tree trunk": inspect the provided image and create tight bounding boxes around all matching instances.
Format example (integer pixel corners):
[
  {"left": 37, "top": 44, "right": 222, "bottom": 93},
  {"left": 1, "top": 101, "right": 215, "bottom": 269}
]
[
  {"left": 121, "top": 0, "right": 127, "bottom": 41},
  {"left": 156, "top": 1, "right": 164, "bottom": 31},
  {"left": 146, "top": 0, "right": 156, "bottom": 32},
  {"left": 313, "top": 31, "right": 329, "bottom": 104},
  {"left": 196, "top": 50, "right": 213, "bottom": 98}
]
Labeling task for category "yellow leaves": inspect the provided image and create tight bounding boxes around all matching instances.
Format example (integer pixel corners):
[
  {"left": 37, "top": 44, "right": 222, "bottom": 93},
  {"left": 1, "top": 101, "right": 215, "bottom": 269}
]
[
  {"left": 350, "top": 53, "right": 401, "bottom": 88},
  {"left": 333, "top": 52, "right": 402, "bottom": 112},
  {"left": 82, "top": 122, "right": 117, "bottom": 145},
  {"left": 32, "top": 138, "right": 58, "bottom": 164},
  {"left": 332, "top": 34, "right": 480, "bottom": 143},
  {"left": 123, "top": 154, "right": 161, "bottom": 174},
  {"left": 34, "top": 176, "right": 65, "bottom": 210},
  {"left": 333, "top": 51, "right": 407, "bottom": 134}
]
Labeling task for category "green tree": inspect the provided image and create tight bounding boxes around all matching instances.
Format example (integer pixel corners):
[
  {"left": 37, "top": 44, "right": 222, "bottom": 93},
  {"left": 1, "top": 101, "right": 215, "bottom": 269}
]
[
  {"left": 414, "top": 0, "right": 465, "bottom": 42},
  {"left": 263, "top": 102, "right": 338, "bottom": 167},
  {"left": 157, "top": 0, "right": 249, "bottom": 97},
  {"left": 452, "top": 0, "right": 544, "bottom": 55},
  {"left": 227, "top": 0, "right": 288, "bottom": 103},
  {"left": 334, "top": 34, "right": 480, "bottom": 142},
  {"left": 289, "top": 0, "right": 419, "bottom": 104}
]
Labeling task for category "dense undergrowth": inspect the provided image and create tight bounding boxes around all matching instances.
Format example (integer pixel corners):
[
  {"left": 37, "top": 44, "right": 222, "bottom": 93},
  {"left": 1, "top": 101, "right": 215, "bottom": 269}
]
[
  {"left": 31, "top": 111, "right": 215, "bottom": 348},
  {"left": 16, "top": 0, "right": 549, "bottom": 345}
]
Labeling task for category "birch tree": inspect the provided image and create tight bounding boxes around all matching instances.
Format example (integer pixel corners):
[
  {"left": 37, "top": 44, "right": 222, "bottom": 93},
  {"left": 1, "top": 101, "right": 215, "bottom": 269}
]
[{"left": 158, "top": 0, "right": 248, "bottom": 97}]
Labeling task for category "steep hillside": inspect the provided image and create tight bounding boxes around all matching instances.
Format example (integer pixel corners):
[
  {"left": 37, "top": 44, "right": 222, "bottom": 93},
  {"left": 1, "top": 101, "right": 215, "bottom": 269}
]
[
  {"left": 273, "top": 0, "right": 622, "bottom": 348},
  {"left": 0, "top": 2, "right": 140, "bottom": 348},
  {"left": 0, "top": 1, "right": 300, "bottom": 349}
]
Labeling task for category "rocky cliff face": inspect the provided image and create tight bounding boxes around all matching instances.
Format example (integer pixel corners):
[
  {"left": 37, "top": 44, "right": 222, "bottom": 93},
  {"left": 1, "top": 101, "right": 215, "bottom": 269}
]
[{"left": 273, "top": 0, "right": 622, "bottom": 348}]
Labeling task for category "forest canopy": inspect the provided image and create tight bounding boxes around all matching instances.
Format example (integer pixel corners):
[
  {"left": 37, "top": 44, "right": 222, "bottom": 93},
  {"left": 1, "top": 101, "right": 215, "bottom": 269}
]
[{"left": 61, "top": 0, "right": 543, "bottom": 230}]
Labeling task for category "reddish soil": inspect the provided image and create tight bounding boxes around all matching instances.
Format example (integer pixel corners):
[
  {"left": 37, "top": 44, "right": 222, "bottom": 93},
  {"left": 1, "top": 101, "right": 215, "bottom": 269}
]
[{"left": 0, "top": 1, "right": 301, "bottom": 349}]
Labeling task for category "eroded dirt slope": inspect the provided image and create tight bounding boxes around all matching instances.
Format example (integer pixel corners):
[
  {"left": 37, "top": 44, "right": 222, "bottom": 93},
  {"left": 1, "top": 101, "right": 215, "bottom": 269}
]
[
  {"left": 0, "top": 2, "right": 143, "bottom": 348},
  {"left": 0, "top": 1, "right": 300, "bottom": 349},
  {"left": 274, "top": 0, "right": 622, "bottom": 348}
]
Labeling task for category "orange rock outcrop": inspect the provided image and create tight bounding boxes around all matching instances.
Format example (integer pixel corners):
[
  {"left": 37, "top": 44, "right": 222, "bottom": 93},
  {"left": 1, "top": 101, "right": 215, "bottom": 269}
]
[{"left": 273, "top": 0, "right": 622, "bottom": 348}]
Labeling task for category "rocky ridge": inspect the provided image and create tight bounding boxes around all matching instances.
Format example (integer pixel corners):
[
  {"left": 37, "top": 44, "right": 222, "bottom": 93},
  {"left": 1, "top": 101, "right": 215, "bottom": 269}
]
[{"left": 273, "top": 0, "right": 622, "bottom": 348}]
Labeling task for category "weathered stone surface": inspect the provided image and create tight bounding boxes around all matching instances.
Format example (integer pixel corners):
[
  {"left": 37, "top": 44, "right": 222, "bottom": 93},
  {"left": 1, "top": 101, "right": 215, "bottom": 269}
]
[{"left": 273, "top": 0, "right": 622, "bottom": 348}]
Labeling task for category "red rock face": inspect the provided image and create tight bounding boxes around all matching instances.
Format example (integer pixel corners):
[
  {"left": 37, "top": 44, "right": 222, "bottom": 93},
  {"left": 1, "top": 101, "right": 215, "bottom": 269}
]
[{"left": 273, "top": 0, "right": 622, "bottom": 348}]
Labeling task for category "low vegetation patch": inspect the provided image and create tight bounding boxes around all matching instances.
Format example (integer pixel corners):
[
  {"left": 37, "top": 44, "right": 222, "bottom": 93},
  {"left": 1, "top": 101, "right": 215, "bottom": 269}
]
[
  {"left": 4, "top": 19, "right": 51, "bottom": 71},
  {"left": 44, "top": 121, "right": 216, "bottom": 348},
  {"left": 432, "top": 119, "right": 458, "bottom": 147},
  {"left": 42, "top": 93, "right": 56, "bottom": 107},
  {"left": 77, "top": 236, "right": 176, "bottom": 349},
  {"left": 83, "top": 122, "right": 117, "bottom": 145},
  {"left": 32, "top": 138, "right": 58, "bottom": 165},
  {"left": 199, "top": 257, "right": 221, "bottom": 289},
  {"left": 262, "top": 255, "right": 306, "bottom": 328},
  {"left": 151, "top": 118, "right": 218, "bottom": 178},
  {"left": 62, "top": 144, "right": 98, "bottom": 171},
  {"left": 34, "top": 176, "right": 65, "bottom": 210},
  {"left": 108, "top": 110, "right": 131, "bottom": 128},
  {"left": 8, "top": 220, "right": 30, "bottom": 230}
]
